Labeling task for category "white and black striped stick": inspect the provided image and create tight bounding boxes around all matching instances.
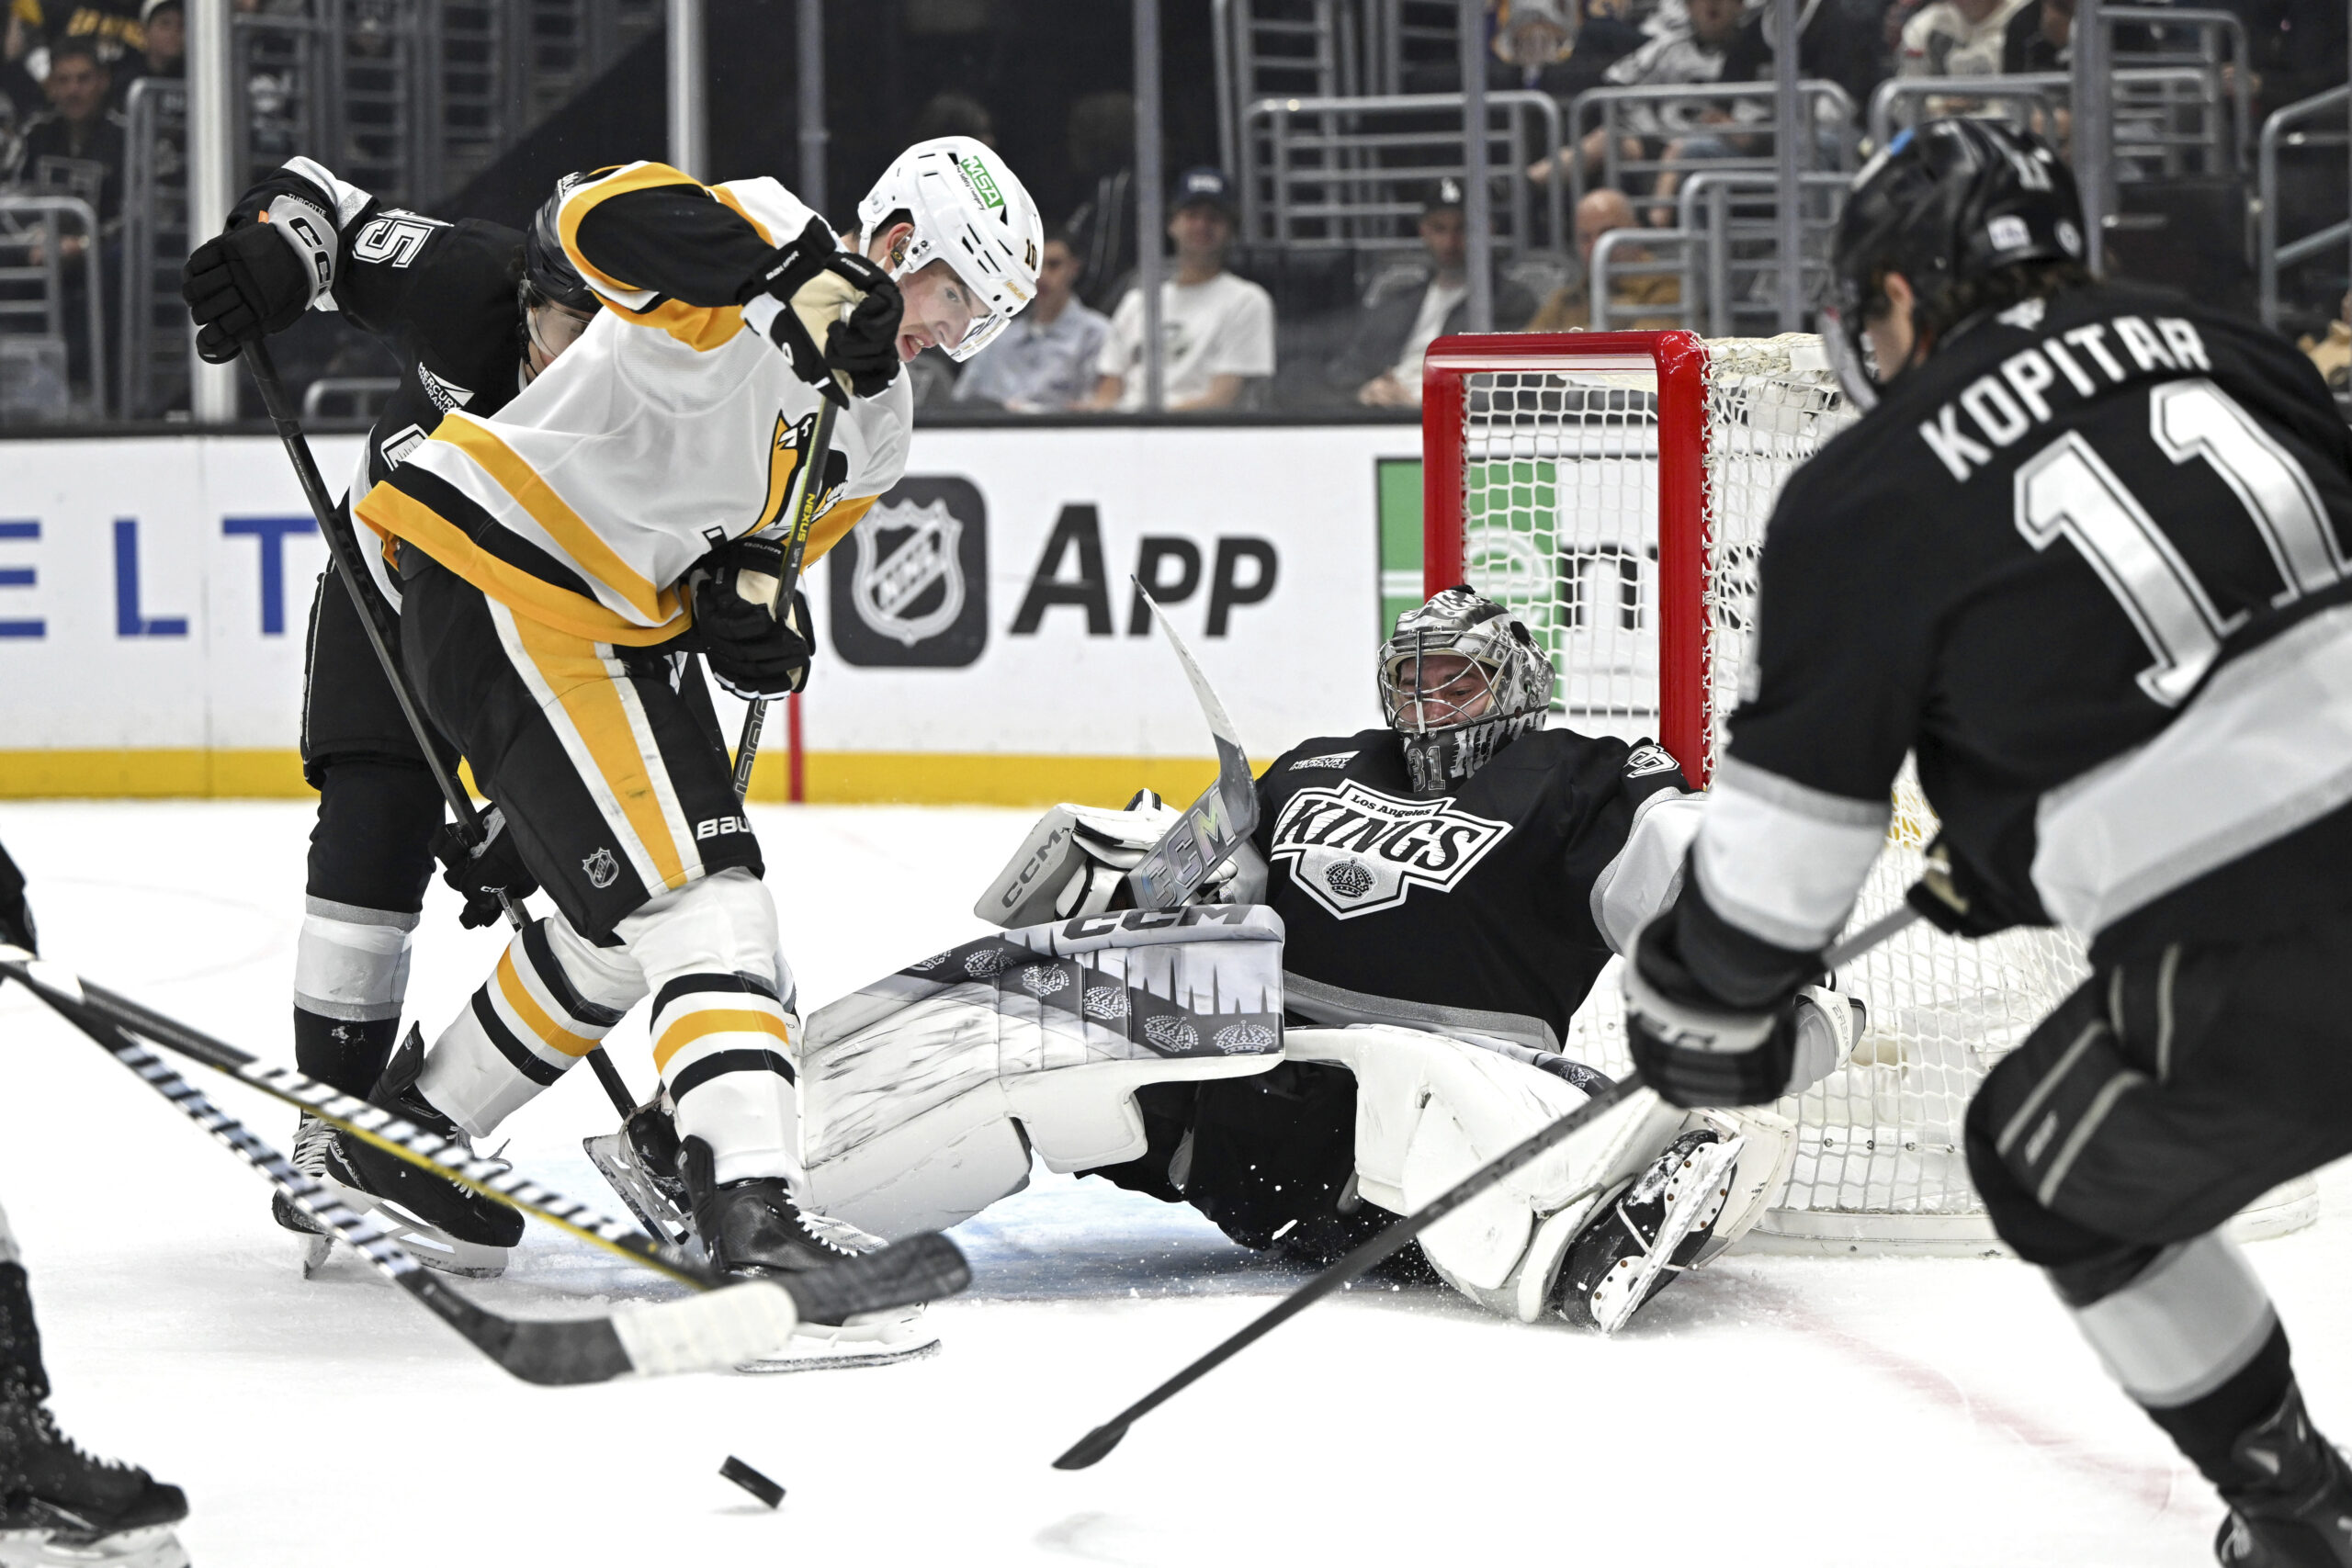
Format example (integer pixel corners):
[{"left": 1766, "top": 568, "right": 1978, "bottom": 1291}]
[{"left": 1050, "top": 902, "right": 1924, "bottom": 1468}]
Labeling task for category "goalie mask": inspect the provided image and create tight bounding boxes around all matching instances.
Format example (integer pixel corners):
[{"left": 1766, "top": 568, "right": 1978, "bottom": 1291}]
[{"left": 1378, "top": 587, "right": 1555, "bottom": 795}]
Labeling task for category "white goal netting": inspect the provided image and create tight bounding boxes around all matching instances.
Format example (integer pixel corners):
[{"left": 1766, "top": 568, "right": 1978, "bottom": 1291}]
[{"left": 1442, "top": 333, "right": 2313, "bottom": 1252}]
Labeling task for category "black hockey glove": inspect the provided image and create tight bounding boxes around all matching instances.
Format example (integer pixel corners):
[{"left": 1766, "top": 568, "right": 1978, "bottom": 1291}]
[
  {"left": 432, "top": 806, "right": 539, "bottom": 931},
  {"left": 738, "top": 216, "right": 904, "bottom": 404},
  {"left": 1623, "top": 926, "right": 1865, "bottom": 1109},
  {"left": 182, "top": 198, "right": 334, "bottom": 364},
  {"left": 0, "top": 841, "right": 34, "bottom": 954},
  {"left": 686, "top": 536, "right": 815, "bottom": 700},
  {"left": 1905, "top": 833, "right": 2030, "bottom": 940}
]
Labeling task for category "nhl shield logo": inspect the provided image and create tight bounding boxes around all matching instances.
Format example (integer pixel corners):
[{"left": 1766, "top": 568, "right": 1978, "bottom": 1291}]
[
  {"left": 851, "top": 498, "right": 966, "bottom": 648},
  {"left": 828, "top": 477, "right": 989, "bottom": 668},
  {"left": 582, "top": 847, "right": 620, "bottom": 889}
]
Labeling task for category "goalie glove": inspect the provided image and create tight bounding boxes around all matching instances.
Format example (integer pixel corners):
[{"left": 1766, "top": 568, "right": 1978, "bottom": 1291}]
[
  {"left": 182, "top": 193, "right": 337, "bottom": 364},
  {"left": 738, "top": 216, "right": 904, "bottom": 404},
  {"left": 686, "top": 536, "right": 815, "bottom": 701},
  {"left": 1623, "top": 927, "right": 1867, "bottom": 1109},
  {"left": 432, "top": 806, "right": 540, "bottom": 931}
]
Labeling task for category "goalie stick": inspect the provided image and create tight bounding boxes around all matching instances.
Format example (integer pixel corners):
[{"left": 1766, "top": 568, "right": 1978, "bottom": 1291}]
[
  {"left": 239, "top": 341, "right": 641, "bottom": 1125},
  {"left": 1, "top": 953, "right": 967, "bottom": 1384},
  {"left": 1125, "top": 581, "right": 1260, "bottom": 909},
  {"left": 1051, "top": 903, "right": 1924, "bottom": 1469}
]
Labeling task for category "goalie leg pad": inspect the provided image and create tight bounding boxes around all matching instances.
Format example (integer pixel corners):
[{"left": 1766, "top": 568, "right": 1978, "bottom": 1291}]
[
  {"left": 794, "top": 908, "right": 1287, "bottom": 1240},
  {"left": 416, "top": 912, "right": 648, "bottom": 1138}
]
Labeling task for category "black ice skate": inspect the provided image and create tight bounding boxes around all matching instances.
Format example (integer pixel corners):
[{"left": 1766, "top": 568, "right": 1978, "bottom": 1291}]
[
  {"left": 0, "top": 1268, "right": 187, "bottom": 1568},
  {"left": 2214, "top": 1386, "right": 2352, "bottom": 1567},
  {"left": 322, "top": 1028, "right": 522, "bottom": 1276},
  {"left": 1552, "top": 1127, "right": 1744, "bottom": 1334},
  {"left": 676, "top": 1138, "right": 940, "bottom": 1372}
]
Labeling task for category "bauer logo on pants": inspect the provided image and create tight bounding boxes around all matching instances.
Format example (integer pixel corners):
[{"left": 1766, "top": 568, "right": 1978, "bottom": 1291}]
[
  {"left": 828, "top": 477, "right": 989, "bottom": 668},
  {"left": 1267, "top": 780, "right": 1511, "bottom": 919}
]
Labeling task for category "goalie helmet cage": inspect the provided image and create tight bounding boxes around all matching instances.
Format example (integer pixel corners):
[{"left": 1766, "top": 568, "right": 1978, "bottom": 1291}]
[{"left": 1420, "top": 330, "right": 2316, "bottom": 1255}]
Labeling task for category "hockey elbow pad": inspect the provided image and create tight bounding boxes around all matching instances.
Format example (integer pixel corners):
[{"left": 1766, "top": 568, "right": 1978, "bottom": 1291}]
[
  {"left": 1623, "top": 923, "right": 1804, "bottom": 1109},
  {"left": 687, "top": 536, "right": 815, "bottom": 701},
  {"left": 182, "top": 194, "right": 335, "bottom": 364}
]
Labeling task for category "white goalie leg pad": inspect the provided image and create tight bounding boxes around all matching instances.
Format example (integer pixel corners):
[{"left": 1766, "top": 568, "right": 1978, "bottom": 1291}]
[
  {"left": 796, "top": 906, "right": 1289, "bottom": 1240},
  {"left": 293, "top": 897, "right": 417, "bottom": 1022},
  {"left": 621, "top": 868, "right": 801, "bottom": 1188},
  {"left": 1286, "top": 1026, "right": 1690, "bottom": 1322},
  {"left": 416, "top": 914, "right": 648, "bottom": 1139},
  {"left": 1686, "top": 1104, "right": 1798, "bottom": 1265}
]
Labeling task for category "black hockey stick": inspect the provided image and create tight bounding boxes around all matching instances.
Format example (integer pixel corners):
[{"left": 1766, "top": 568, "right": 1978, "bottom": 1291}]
[
  {"left": 1050, "top": 901, "right": 1924, "bottom": 1469},
  {"left": 1125, "top": 581, "right": 1260, "bottom": 909},
  {"left": 4, "top": 958, "right": 967, "bottom": 1383},
  {"left": 238, "top": 340, "right": 641, "bottom": 1123},
  {"left": 731, "top": 392, "right": 843, "bottom": 802},
  {"left": 0, "top": 948, "right": 968, "bottom": 1320}
]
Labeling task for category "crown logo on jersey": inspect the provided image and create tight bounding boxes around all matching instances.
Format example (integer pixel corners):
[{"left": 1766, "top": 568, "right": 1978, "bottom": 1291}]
[{"left": 848, "top": 497, "right": 967, "bottom": 648}]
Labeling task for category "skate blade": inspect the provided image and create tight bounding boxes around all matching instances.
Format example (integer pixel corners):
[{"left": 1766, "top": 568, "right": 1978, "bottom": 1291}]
[
  {"left": 0, "top": 1522, "right": 189, "bottom": 1567},
  {"left": 582, "top": 1132, "right": 693, "bottom": 1248},
  {"left": 308, "top": 1174, "right": 509, "bottom": 1280},
  {"left": 735, "top": 1305, "right": 939, "bottom": 1375},
  {"left": 1589, "top": 1134, "right": 1746, "bottom": 1335},
  {"left": 299, "top": 1231, "right": 334, "bottom": 1278}
]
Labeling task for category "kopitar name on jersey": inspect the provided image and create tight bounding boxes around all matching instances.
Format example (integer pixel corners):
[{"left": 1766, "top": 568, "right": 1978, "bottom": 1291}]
[{"left": 1268, "top": 777, "right": 1513, "bottom": 919}]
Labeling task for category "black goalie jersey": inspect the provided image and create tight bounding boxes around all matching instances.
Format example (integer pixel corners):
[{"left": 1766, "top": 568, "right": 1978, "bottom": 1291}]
[
  {"left": 1251, "top": 727, "right": 1687, "bottom": 1045},
  {"left": 1704, "top": 279, "right": 2352, "bottom": 974}
]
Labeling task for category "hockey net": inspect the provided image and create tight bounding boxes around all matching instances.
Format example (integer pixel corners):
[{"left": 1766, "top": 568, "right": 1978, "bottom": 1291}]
[{"left": 1421, "top": 331, "right": 2314, "bottom": 1253}]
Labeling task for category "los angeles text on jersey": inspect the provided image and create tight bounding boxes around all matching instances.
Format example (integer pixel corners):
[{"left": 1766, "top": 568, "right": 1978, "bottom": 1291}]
[
  {"left": 1917, "top": 302, "right": 2212, "bottom": 483},
  {"left": 1268, "top": 779, "right": 1511, "bottom": 919}
]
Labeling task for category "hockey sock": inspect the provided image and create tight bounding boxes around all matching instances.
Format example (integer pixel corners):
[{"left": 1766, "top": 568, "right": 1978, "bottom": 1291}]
[
  {"left": 293, "top": 1010, "right": 401, "bottom": 1100},
  {"left": 0, "top": 1263, "right": 47, "bottom": 1404},
  {"left": 2058, "top": 1231, "right": 2294, "bottom": 1488},
  {"left": 415, "top": 916, "right": 644, "bottom": 1138},
  {"left": 650, "top": 973, "right": 800, "bottom": 1189},
  {"left": 292, "top": 897, "right": 418, "bottom": 1093}
]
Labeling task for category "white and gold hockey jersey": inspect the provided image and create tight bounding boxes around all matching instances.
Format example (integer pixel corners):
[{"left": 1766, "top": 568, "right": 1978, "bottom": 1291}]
[{"left": 356, "top": 162, "right": 910, "bottom": 645}]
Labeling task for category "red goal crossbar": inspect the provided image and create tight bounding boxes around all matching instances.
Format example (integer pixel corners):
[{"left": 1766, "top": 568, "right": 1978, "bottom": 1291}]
[{"left": 1419, "top": 331, "right": 1715, "bottom": 788}]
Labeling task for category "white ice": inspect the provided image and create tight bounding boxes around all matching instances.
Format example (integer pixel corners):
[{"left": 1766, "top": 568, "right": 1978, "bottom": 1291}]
[{"left": 0, "top": 798, "right": 2345, "bottom": 1568}]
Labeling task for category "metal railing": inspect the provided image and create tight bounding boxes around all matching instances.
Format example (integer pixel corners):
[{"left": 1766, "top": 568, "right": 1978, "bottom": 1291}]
[
  {"left": 1677, "top": 168, "right": 1850, "bottom": 336},
  {"left": 1588, "top": 226, "right": 1698, "bottom": 333},
  {"left": 1871, "top": 67, "right": 2242, "bottom": 183},
  {"left": 0, "top": 195, "right": 106, "bottom": 423},
  {"left": 1239, "top": 90, "right": 1566, "bottom": 258},
  {"left": 301, "top": 376, "right": 401, "bottom": 422},
  {"left": 1567, "top": 80, "right": 1858, "bottom": 224},
  {"left": 120, "top": 77, "right": 189, "bottom": 421},
  {"left": 2256, "top": 85, "right": 2352, "bottom": 331}
]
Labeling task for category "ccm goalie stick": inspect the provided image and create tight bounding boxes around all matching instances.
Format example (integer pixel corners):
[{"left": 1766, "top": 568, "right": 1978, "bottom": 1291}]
[
  {"left": 0, "top": 953, "right": 967, "bottom": 1384},
  {"left": 237, "top": 341, "right": 643, "bottom": 1125},
  {"left": 1051, "top": 903, "right": 1924, "bottom": 1469},
  {"left": 1124, "top": 581, "right": 1260, "bottom": 909},
  {"left": 0, "top": 949, "right": 968, "bottom": 1309}
]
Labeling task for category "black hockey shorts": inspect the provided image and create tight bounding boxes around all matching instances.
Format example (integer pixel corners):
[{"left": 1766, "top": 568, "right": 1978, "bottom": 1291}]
[
  {"left": 395, "top": 551, "right": 763, "bottom": 942},
  {"left": 1965, "top": 906, "right": 2352, "bottom": 1269}
]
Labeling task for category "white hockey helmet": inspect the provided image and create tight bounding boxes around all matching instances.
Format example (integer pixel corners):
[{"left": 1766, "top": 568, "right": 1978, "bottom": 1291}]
[{"left": 856, "top": 135, "right": 1043, "bottom": 362}]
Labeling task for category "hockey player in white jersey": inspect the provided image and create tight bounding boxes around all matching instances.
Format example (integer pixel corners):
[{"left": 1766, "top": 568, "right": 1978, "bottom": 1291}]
[
  {"left": 302, "top": 137, "right": 1044, "bottom": 1287},
  {"left": 775, "top": 589, "right": 1863, "bottom": 1332}
]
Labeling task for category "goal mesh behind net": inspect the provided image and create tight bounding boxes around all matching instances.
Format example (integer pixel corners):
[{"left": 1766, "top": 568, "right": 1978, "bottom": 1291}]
[{"left": 1421, "top": 331, "right": 2311, "bottom": 1253}]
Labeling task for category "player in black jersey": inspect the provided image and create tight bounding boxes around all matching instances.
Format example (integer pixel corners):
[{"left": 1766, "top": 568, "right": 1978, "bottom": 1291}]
[
  {"left": 903, "top": 588, "right": 1860, "bottom": 1331},
  {"left": 1623, "top": 120, "right": 2352, "bottom": 1567},
  {"left": 182, "top": 159, "right": 616, "bottom": 1270}
]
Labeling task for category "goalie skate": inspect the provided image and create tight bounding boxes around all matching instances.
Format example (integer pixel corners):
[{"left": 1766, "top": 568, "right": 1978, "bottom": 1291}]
[{"left": 1554, "top": 1128, "right": 1745, "bottom": 1334}]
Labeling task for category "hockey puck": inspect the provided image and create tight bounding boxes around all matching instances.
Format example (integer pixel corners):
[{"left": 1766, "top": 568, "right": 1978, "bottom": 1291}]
[{"left": 720, "top": 1456, "right": 785, "bottom": 1509}]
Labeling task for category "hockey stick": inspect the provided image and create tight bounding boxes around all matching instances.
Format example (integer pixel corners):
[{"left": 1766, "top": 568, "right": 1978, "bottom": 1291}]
[
  {"left": 731, "top": 392, "right": 843, "bottom": 802},
  {"left": 238, "top": 340, "right": 640, "bottom": 1123},
  {"left": 0, "top": 947, "right": 969, "bottom": 1320},
  {"left": 1125, "top": 581, "right": 1260, "bottom": 909},
  {"left": 3, "top": 957, "right": 967, "bottom": 1383},
  {"left": 1050, "top": 901, "right": 1923, "bottom": 1469}
]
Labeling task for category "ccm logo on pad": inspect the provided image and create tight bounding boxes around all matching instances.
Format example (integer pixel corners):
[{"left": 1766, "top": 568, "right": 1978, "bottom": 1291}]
[{"left": 695, "top": 816, "right": 752, "bottom": 840}]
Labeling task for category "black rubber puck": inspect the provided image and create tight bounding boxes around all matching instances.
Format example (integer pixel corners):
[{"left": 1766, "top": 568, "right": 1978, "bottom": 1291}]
[{"left": 720, "top": 1455, "right": 785, "bottom": 1509}]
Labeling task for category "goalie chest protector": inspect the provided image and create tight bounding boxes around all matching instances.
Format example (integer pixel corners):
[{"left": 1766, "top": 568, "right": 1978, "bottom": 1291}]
[{"left": 1251, "top": 727, "right": 1685, "bottom": 1043}]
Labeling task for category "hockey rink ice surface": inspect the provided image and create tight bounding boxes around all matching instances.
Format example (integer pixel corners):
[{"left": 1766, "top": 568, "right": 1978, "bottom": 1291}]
[{"left": 5, "top": 800, "right": 2350, "bottom": 1567}]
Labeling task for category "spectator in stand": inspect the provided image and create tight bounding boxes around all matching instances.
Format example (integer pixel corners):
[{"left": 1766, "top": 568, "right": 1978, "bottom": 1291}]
[
  {"left": 1329, "top": 179, "right": 1536, "bottom": 409},
  {"left": 1527, "top": 0, "right": 1747, "bottom": 190},
  {"left": 953, "top": 226, "right": 1109, "bottom": 412},
  {"left": 2233, "top": 0, "right": 2347, "bottom": 126},
  {"left": 911, "top": 90, "right": 994, "bottom": 149},
  {"left": 17, "top": 37, "right": 123, "bottom": 239},
  {"left": 1065, "top": 90, "right": 1135, "bottom": 314},
  {"left": 2000, "top": 0, "right": 2070, "bottom": 73},
  {"left": 1896, "top": 0, "right": 2029, "bottom": 117},
  {"left": 1087, "top": 167, "right": 1274, "bottom": 414},
  {"left": 2302, "top": 291, "right": 2351, "bottom": 396},
  {"left": 0, "top": 13, "right": 41, "bottom": 129},
  {"left": 12, "top": 0, "right": 143, "bottom": 73},
  {"left": 107, "top": 0, "right": 177, "bottom": 108},
  {"left": 1526, "top": 187, "right": 1684, "bottom": 330}
]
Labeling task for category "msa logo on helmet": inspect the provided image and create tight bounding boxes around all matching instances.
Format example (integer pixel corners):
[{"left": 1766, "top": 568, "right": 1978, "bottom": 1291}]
[
  {"left": 961, "top": 156, "right": 1005, "bottom": 211},
  {"left": 1269, "top": 780, "right": 1511, "bottom": 919}
]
